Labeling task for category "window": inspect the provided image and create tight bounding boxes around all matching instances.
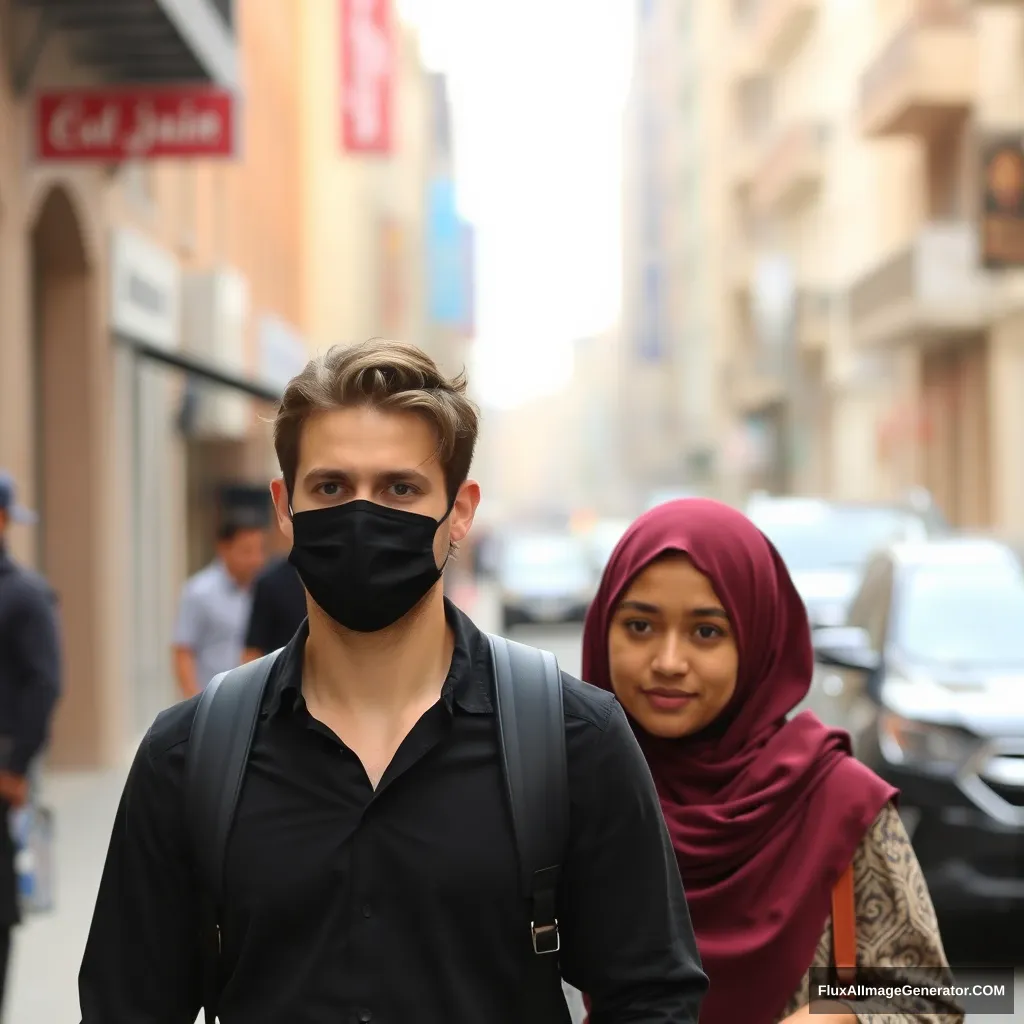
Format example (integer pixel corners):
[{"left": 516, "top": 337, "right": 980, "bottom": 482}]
[{"left": 894, "top": 562, "right": 1024, "bottom": 667}]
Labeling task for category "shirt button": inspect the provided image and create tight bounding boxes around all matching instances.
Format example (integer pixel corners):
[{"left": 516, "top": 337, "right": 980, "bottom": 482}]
[{"left": 362, "top": 904, "right": 372, "bottom": 918}]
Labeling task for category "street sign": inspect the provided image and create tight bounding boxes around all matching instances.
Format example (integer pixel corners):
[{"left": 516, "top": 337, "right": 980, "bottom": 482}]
[{"left": 35, "top": 87, "right": 236, "bottom": 161}]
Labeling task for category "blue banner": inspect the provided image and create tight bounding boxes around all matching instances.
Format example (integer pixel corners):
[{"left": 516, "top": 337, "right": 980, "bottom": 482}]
[{"left": 427, "top": 176, "right": 467, "bottom": 326}]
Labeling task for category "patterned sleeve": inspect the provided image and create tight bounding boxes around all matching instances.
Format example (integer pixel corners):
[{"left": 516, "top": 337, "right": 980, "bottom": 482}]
[{"left": 839, "top": 800, "right": 965, "bottom": 1024}]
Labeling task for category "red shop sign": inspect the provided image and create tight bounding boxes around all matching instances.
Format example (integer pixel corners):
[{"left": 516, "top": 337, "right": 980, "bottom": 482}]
[
  {"left": 35, "top": 87, "right": 236, "bottom": 162},
  {"left": 340, "top": 0, "right": 393, "bottom": 154}
]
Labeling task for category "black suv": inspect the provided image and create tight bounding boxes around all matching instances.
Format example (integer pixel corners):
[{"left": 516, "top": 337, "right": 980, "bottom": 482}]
[{"left": 809, "top": 537, "right": 1024, "bottom": 925}]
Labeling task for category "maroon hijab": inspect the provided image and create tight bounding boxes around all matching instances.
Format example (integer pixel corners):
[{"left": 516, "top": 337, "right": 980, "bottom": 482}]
[{"left": 581, "top": 499, "right": 897, "bottom": 1024}]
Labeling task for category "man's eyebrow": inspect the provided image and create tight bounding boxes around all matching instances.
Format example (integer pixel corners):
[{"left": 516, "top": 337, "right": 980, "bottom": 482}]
[{"left": 302, "top": 467, "right": 432, "bottom": 484}]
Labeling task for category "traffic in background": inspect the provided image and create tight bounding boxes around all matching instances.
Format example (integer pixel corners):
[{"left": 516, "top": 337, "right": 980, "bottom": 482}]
[{"left": 482, "top": 488, "right": 1024, "bottom": 984}]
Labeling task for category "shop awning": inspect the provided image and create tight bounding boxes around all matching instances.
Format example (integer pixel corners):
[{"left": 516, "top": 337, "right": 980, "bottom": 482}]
[
  {"left": 125, "top": 336, "right": 283, "bottom": 404},
  {"left": 14, "top": 0, "right": 238, "bottom": 88}
]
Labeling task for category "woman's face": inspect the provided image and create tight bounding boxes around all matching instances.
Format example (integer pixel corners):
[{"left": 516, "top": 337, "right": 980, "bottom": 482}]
[{"left": 608, "top": 553, "right": 739, "bottom": 739}]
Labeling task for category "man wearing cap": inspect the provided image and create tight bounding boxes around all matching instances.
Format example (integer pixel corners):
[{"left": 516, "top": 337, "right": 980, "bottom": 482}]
[{"left": 0, "top": 470, "right": 62, "bottom": 1014}]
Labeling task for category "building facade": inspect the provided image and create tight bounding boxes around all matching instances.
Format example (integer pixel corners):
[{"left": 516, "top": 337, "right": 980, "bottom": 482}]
[
  {"left": 297, "top": 4, "right": 474, "bottom": 376},
  {"left": 0, "top": 0, "right": 310, "bottom": 767},
  {"left": 628, "top": 0, "right": 1024, "bottom": 532}
]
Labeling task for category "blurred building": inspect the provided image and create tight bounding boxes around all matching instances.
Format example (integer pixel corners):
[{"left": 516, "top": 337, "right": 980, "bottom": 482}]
[
  {"left": 0, "top": 0, "right": 312, "bottom": 766},
  {"left": 481, "top": 334, "right": 631, "bottom": 521},
  {"left": 620, "top": 0, "right": 678, "bottom": 503},
  {"left": 628, "top": 0, "right": 1024, "bottom": 533},
  {"left": 297, "top": 5, "right": 474, "bottom": 376}
]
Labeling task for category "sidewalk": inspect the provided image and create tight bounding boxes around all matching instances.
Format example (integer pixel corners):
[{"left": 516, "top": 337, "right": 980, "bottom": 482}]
[{"left": 8, "top": 767, "right": 129, "bottom": 1023}]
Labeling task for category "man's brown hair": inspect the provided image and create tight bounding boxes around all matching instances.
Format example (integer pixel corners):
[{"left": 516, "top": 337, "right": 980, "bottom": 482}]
[{"left": 274, "top": 338, "right": 479, "bottom": 503}]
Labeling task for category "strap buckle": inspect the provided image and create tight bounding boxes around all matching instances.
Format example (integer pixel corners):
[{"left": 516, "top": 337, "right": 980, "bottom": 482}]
[{"left": 531, "top": 919, "right": 560, "bottom": 954}]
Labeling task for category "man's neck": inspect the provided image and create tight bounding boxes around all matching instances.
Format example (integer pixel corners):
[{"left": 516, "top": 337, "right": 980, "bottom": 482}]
[{"left": 302, "top": 589, "right": 454, "bottom": 712}]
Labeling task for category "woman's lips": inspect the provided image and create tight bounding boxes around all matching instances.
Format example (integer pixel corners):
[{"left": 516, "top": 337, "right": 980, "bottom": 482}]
[{"left": 642, "top": 689, "right": 698, "bottom": 711}]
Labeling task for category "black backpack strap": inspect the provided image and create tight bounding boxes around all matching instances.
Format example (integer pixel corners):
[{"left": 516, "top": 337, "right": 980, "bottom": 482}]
[
  {"left": 486, "top": 634, "right": 569, "bottom": 957},
  {"left": 186, "top": 651, "right": 281, "bottom": 1024}
]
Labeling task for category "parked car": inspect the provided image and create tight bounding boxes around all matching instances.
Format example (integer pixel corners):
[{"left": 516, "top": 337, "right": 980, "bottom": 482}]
[
  {"left": 496, "top": 532, "right": 595, "bottom": 630},
  {"left": 809, "top": 537, "right": 1024, "bottom": 924},
  {"left": 747, "top": 495, "right": 935, "bottom": 628},
  {"left": 582, "top": 517, "right": 633, "bottom": 574}
]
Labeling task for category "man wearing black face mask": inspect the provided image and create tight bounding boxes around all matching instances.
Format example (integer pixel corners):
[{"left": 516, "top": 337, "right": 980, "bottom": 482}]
[{"left": 78, "top": 339, "right": 707, "bottom": 1024}]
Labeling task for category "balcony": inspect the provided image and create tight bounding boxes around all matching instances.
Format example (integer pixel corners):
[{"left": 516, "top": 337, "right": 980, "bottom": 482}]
[
  {"left": 848, "top": 221, "right": 994, "bottom": 348},
  {"left": 745, "top": 0, "right": 819, "bottom": 71},
  {"left": 858, "top": 3, "right": 975, "bottom": 140},
  {"left": 11, "top": 0, "right": 238, "bottom": 90},
  {"left": 750, "top": 120, "right": 828, "bottom": 214}
]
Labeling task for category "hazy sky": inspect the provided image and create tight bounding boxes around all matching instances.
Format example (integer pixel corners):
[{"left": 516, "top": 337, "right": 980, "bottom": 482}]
[{"left": 397, "top": 0, "right": 635, "bottom": 407}]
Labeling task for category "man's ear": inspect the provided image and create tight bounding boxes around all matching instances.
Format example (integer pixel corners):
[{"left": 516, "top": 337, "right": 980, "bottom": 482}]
[
  {"left": 449, "top": 479, "right": 481, "bottom": 546},
  {"left": 270, "top": 478, "right": 293, "bottom": 542}
]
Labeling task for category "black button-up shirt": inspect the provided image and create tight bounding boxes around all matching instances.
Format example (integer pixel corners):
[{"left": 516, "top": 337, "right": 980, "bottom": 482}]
[{"left": 79, "top": 601, "right": 706, "bottom": 1023}]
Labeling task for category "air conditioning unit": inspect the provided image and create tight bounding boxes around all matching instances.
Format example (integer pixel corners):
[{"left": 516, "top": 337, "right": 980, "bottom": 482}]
[{"left": 181, "top": 268, "right": 251, "bottom": 440}]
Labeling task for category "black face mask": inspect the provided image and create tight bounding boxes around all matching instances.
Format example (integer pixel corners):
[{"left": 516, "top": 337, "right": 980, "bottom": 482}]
[{"left": 288, "top": 499, "right": 453, "bottom": 633}]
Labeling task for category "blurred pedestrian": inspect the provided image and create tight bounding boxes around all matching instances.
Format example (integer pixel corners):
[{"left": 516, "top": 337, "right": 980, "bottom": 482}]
[
  {"left": 171, "top": 522, "right": 265, "bottom": 698},
  {"left": 78, "top": 339, "right": 707, "bottom": 1024},
  {"left": 579, "top": 498, "right": 963, "bottom": 1024},
  {"left": 0, "top": 471, "right": 61, "bottom": 1019},
  {"left": 241, "top": 550, "right": 307, "bottom": 663}
]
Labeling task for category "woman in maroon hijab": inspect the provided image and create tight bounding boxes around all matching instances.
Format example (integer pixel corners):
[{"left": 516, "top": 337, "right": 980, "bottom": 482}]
[{"left": 579, "top": 498, "right": 962, "bottom": 1024}]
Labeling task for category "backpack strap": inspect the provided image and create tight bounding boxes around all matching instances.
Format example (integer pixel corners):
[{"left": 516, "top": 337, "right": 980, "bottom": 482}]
[
  {"left": 831, "top": 860, "right": 857, "bottom": 984},
  {"left": 186, "top": 651, "right": 281, "bottom": 1024},
  {"left": 486, "top": 633, "right": 569, "bottom": 957}
]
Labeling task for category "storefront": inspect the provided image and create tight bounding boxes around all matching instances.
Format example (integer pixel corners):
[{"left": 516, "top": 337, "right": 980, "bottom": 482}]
[{"left": 108, "top": 227, "right": 189, "bottom": 736}]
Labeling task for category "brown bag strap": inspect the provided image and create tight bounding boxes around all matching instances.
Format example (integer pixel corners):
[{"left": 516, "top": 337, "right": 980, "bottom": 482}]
[{"left": 831, "top": 861, "right": 857, "bottom": 983}]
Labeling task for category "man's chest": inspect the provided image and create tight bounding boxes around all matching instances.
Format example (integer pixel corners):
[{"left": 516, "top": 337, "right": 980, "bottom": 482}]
[{"left": 222, "top": 724, "right": 523, "bottom": 920}]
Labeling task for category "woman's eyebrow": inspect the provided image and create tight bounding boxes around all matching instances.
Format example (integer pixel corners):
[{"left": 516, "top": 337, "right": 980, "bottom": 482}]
[
  {"left": 691, "top": 607, "right": 729, "bottom": 620},
  {"left": 618, "top": 600, "right": 729, "bottom": 620}
]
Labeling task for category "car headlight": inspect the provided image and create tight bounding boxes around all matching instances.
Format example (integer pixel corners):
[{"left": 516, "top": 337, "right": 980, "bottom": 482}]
[{"left": 877, "top": 712, "right": 976, "bottom": 772}]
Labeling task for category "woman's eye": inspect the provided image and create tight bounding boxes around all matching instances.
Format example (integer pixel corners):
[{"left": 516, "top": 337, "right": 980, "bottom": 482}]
[
  {"left": 695, "top": 624, "right": 722, "bottom": 641},
  {"left": 625, "top": 619, "right": 652, "bottom": 636}
]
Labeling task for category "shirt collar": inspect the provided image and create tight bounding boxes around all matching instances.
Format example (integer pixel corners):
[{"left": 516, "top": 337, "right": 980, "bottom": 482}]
[
  {"left": 265, "top": 597, "right": 493, "bottom": 720},
  {"left": 213, "top": 558, "right": 247, "bottom": 593}
]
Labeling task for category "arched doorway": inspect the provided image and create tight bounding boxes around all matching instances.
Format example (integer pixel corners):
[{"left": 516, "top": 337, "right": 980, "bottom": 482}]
[{"left": 30, "top": 186, "right": 107, "bottom": 766}]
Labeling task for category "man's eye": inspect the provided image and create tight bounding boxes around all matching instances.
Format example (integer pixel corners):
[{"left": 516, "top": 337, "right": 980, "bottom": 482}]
[
  {"left": 320, "top": 482, "right": 341, "bottom": 496},
  {"left": 391, "top": 482, "right": 417, "bottom": 496}
]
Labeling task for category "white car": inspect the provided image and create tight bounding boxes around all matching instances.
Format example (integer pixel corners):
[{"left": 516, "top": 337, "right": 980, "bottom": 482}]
[{"left": 497, "top": 533, "right": 595, "bottom": 630}]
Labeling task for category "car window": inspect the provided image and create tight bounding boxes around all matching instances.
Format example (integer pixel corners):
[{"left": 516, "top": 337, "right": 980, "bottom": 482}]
[
  {"left": 894, "top": 561, "right": 1024, "bottom": 667},
  {"left": 750, "top": 504, "right": 924, "bottom": 573},
  {"left": 498, "top": 538, "right": 592, "bottom": 586}
]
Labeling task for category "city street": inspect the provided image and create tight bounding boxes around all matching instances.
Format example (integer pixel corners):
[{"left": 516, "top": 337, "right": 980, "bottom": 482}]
[{"left": 6, "top": 585, "right": 1020, "bottom": 1021}]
